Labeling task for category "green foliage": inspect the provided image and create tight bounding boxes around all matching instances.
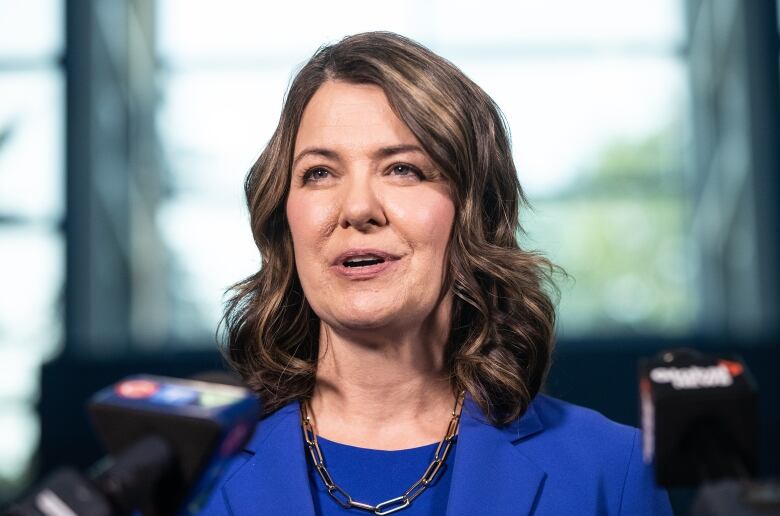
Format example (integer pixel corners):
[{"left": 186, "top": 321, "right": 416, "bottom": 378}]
[{"left": 523, "top": 122, "right": 693, "bottom": 336}]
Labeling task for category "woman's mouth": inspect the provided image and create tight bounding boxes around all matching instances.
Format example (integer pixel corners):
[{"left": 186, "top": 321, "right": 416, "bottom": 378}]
[
  {"left": 343, "top": 255, "right": 385, "bottom": 267},
  {"left": 331, "top": 250, "right": 402, "bottom": 279}
]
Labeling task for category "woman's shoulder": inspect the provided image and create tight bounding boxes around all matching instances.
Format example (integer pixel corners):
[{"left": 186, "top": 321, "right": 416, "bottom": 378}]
[
  {"left": 532, "top": 393, "right": 637, "bottom": 439},
  {"left": 525, "top": 393, "right": 640, "bottom": 467},
  {"left": 516, "top": 394, "right": 672, "bottom": 515}
]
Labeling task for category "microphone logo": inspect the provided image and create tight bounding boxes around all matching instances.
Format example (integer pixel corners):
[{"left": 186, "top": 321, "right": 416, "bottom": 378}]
[
  {"left": 115, "top": 379, "right": 160, "bottom": 399},
  {"left": 649, "top": 361, "right": 743, "bottom": 390},
  {"left": 718, "top": 359, "right": 744, "bottom": 377}
]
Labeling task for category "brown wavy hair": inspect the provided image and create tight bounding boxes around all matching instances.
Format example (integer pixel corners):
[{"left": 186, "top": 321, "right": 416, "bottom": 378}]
[{"left": 222, "top": 31, "right": 558, "bottom": 426}]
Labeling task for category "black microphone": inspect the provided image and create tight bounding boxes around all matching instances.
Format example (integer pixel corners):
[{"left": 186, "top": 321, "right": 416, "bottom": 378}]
[
  {"left": 639, "top": 348, "right": 759, "bottom": 488},
  {"left": 6, "top": 374, "right": 259, "bottom": 516}
]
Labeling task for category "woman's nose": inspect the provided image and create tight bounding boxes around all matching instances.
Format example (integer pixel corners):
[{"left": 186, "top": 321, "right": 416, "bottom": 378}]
[{"left": 337, "top": 172, "right": 387, "bottom": 231}]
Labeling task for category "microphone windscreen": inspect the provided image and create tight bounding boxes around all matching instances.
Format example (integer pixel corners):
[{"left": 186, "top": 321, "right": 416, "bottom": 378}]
[
  {"left": 639, "top": 349, "right": 759, "bottom": 487},
  {"left": 88, "top": 375, "right": 260, "bottom": 515}
]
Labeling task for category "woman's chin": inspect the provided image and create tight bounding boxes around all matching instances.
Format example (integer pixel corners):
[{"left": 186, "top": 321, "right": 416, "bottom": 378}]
[{"left": 325, "top": 304, "right": 406, "bottom": 332}]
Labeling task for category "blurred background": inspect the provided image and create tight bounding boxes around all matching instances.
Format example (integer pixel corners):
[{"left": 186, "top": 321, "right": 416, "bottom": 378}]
[{"left": 0, "top": 0, "right": 777, "bottom": 513}]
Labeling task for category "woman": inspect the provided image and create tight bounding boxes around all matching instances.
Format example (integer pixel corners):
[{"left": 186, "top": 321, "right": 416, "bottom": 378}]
[{"left": 202, "top": 32, "right": 672, "bottom": 515}]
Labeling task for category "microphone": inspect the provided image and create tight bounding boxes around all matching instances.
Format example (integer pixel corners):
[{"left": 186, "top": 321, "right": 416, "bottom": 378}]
[
  {"left": 639, "top": 348, "right": 759, "bottom": 488},
  {"left": 7, "top": 374, "right": 259, "bottom": 516}
]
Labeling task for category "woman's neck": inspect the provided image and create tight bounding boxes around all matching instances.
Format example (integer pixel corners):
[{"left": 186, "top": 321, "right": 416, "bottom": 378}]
[{"left": 309, "top": 298, "right": 456, "bottom": 450}]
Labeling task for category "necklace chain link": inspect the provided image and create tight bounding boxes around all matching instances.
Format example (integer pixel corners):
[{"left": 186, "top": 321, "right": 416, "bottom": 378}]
[{"left": 300, "top": 392, "right": 465, "bottom": 515}]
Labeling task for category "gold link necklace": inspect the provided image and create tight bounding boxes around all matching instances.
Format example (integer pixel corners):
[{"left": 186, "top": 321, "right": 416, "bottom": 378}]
[{"left": 300, "top": 392, "right": 465, "bottom": 515}]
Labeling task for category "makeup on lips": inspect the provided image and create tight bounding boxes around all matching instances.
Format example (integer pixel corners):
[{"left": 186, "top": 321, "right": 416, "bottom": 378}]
[{"left": 331, "top": 249, "right": 402, "bottom": 279}]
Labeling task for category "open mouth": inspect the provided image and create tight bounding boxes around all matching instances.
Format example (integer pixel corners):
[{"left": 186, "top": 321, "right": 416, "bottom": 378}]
[{"left": 342, "top": 256, "right": 386, "bottom": 268}]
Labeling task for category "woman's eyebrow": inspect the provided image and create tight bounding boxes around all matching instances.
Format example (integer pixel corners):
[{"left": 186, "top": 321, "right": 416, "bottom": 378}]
[
  {"left": 293, "top": 144, "right": 425, "bottom": 168},
  {"left": 373, "top": 144, "right": 425, "bottom": 159},
  {"left": 292, "top": 147, "right": 339, "bottom": 168}
]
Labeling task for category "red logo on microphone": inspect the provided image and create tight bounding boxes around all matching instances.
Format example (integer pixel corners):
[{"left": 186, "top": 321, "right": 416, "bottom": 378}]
[
  {"left": 718, "top": 359, "right": 744, "bottom": 377},
  {"left": 115, "top": 379, "right": 160, "bottom": 399}
]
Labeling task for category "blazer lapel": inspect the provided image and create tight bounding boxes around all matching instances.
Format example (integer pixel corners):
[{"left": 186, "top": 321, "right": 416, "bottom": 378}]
[
  {"left": 220, "top": 396, "right": 547, "bottom": 515},
  {"left": 222, "top": 401, "right": 315, "bottom": 515},
  {"left": 445, "top": 396, "right": 547, "bottom": 516}
]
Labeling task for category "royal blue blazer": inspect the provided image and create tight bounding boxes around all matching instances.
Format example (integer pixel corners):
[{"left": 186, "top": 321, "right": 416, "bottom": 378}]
[{"left": 200, "top": 393, "right": 673, "bottom": 515}]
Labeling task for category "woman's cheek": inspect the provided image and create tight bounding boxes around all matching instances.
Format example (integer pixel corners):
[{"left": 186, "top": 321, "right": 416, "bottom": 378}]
[
  {"left": 394, "top": 190, "right": 454, "bottom": 244},
  {"left": 390, "top": 184, "right": 450, "bottom": 219},
  {"left": 288, "top": 191, "right": 335, "bottom": 244}
]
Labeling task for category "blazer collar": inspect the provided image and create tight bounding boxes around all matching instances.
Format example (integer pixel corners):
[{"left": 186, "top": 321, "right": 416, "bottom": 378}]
[
  {"left": 222, "top": 401, "right": 315, "bottom": 515},
  {"left": 222, "top": 395, "right": 547, "bottom": 515},
  {"left": 444, "top": 395, "right": 547, "bottom": 515}
]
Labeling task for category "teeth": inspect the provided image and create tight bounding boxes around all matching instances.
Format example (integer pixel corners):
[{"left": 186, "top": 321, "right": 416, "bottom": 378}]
[{"left": 344, "top": 255, "right": 384, "bottom": 267}]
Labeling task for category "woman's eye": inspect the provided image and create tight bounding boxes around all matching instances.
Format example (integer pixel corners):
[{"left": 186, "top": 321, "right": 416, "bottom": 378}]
[
  {"left": 302, "top": 167, "right": 330, "bottom": 183},
  {"left": 389, "top": 164, "right": 422, "bottom": 178}
]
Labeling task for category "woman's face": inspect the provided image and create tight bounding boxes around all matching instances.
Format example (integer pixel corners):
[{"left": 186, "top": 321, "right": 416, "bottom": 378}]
[{"left": 286, "top": 81, "right": 455, "bottom": 334}]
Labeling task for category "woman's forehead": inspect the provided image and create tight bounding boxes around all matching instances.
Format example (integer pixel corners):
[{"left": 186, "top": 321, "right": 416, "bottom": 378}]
[{"left": 294, "top": 81, "right": 421, "bottom": 158}]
